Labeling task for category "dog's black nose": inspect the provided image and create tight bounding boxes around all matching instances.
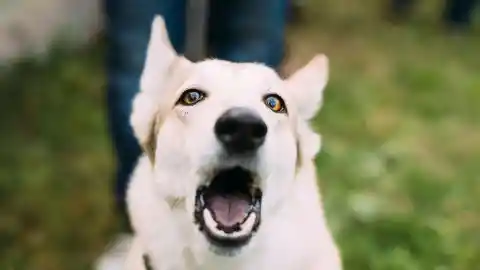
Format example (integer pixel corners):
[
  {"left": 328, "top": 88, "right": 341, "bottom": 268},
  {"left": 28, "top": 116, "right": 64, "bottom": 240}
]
[{"left": 214, "top": 107, "right": 268, "bottom": 154}]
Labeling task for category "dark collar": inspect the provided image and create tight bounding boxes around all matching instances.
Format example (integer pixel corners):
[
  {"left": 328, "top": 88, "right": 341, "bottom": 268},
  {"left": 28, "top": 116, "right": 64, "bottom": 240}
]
[{"left": 143, "top": 254, "right": 154, "bottom": 270}]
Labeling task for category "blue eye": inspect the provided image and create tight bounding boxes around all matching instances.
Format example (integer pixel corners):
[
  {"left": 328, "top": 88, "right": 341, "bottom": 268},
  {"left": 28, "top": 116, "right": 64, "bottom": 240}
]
[
  {"left": 188, "top": 92, "right": 200, "bottom": 100},
  {"left": 267, "top": 97, "right": 276, "bottom": 107},
  {"left": 263, "top": 94, "right": 286, "bottom": 113}
]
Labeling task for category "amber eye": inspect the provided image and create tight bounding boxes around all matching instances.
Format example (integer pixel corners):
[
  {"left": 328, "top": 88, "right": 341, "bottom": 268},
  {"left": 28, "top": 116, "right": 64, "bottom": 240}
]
[
  {"left": 177, "top": 89, "right": 206, "bottom": 106},
  {"left": 263, "top": 94, "right": 286, "bottom": 113}
]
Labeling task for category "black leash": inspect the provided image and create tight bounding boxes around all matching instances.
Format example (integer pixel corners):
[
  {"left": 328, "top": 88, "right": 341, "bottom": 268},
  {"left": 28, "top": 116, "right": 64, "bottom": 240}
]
[
  {"left": 143, "top": 254, "right": 154, "bottom": 270},
  {"left": 184, "top": 0, "right": 209, "bottom": 62}
]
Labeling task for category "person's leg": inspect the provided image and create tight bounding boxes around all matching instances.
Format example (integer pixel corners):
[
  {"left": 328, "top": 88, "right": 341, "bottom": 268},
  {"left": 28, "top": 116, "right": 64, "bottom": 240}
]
[
  {"left": 207, "top": 0, "right": 288, "bottom": 70},
  {"left": 97, "top": 2, "right": 187, "bottom": 269},
  {"left": 105, "top": 0, "right": 186, "bottom": 230}
]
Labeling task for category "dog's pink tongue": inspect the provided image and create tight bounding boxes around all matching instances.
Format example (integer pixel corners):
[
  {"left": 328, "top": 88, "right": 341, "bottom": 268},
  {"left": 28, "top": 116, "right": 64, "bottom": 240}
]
[{"left": 207, "top": 195, "right": 250, "bottom": 227}]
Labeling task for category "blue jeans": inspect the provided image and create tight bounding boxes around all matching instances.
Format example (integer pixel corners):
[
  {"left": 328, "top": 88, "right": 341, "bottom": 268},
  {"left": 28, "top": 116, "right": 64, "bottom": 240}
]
[{"left": 105, "top": 0, "right": 288, "bottom": 224}]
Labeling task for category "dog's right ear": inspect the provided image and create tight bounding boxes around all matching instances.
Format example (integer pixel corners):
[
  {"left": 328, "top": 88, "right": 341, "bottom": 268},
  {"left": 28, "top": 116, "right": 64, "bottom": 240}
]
[
  {"left": 285, "top": 55, "right": 329, "bottom": 161},
  {"left": 130, "top": 15, "right": 189, "bottom": 164},
  {"left": 285, "top": 54, "right": 329, "bottom": 121}
]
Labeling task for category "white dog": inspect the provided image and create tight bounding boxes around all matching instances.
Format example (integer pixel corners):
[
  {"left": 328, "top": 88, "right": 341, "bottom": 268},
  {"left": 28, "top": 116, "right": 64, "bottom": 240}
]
[{"left": 123, "top": 15, "right": 342, "bottom": 270}]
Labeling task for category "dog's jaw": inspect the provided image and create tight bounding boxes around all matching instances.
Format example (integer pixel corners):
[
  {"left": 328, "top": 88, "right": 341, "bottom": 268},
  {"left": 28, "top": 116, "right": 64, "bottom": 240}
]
[
  {"left": 192, "top": 164, "right": 263, "bottom": 256},
  {"left": 126, "top": 155, "right": 342, "bottom": 270}
]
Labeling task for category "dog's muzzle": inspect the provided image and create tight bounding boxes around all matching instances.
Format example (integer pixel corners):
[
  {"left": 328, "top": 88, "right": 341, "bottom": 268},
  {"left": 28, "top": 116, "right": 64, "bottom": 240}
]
[
  {"left": 193, "top": 107, "right": 266, "bottom": 255},
  {"left": 193, "top": 167, "right": 262, "bottom": 255}
]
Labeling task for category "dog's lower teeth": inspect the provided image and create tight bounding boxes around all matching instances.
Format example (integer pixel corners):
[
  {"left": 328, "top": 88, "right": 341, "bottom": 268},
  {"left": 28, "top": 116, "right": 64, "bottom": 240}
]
[
  {"left": 241, "top": 213, "right": 256, "bottom": 233},
  {"left": 202, "top": 209, "right": 256, "bottom": 239}
]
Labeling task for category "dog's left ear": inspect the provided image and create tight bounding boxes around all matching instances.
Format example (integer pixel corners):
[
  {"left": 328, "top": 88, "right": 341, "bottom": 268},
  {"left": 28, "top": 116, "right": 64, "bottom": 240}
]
[
  {"left": 285, "top": 54, "right": 329, "bottom": 120},
  {"left": 130, "top": 15, "right": 191, "bottom": 164}
]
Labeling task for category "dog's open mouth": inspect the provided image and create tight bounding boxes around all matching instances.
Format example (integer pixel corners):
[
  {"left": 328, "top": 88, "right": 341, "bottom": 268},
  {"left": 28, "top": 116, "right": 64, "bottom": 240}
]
[{"left": 194, "top": 166, "right": 262, "bottom": 250}]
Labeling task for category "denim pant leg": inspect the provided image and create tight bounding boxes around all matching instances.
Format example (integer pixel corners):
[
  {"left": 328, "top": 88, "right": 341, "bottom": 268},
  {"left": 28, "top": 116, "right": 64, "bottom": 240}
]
[
  {"left": 208, "top": 0, "right": 288, "bottom": 69},
  {"left": 105, "top": 0, "right": 186, "bottom": 223}
]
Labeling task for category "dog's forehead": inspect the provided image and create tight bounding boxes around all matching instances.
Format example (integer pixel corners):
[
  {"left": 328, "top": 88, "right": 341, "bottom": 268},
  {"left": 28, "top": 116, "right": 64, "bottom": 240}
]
[{"left": 182, "top": 60, "right": 282, "bottom": 95}]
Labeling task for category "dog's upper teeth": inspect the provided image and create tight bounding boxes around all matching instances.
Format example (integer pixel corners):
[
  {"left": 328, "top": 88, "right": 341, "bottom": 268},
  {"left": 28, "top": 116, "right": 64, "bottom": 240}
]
[
  {"left": 252, "top": 199, "right": 261, "bottom": 212},
  {"left": 195, "top": 188, "right": 207, "bottom": 211},
  {"left": 199, "top": 194, "right": 205, "bottom": 207}
]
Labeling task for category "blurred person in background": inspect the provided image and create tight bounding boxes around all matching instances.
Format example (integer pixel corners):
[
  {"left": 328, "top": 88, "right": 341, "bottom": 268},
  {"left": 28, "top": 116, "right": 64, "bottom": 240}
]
[
  {"left": 387, "top": 0, "right": 477, "bottom": 29},
  {"left": 98, "top": 0, "right": 289, "bottom": 268}
]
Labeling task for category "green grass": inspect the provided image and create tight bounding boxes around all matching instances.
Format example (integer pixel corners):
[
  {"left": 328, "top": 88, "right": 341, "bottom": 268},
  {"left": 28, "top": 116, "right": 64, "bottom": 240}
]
[{"left": 1, "top": 3, "right": 479, "bottom": 269}]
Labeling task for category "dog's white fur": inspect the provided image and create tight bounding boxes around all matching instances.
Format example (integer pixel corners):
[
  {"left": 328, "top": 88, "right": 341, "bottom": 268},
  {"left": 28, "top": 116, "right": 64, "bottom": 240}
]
[{"left": 125, "top": 16, "right": 342, "bottom": 270}]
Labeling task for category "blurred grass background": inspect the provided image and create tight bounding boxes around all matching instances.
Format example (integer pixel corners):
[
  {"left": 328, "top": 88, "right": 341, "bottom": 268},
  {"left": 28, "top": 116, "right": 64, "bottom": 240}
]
[{"left": 1, "top": 0, "right": 479, "bottom": 269}]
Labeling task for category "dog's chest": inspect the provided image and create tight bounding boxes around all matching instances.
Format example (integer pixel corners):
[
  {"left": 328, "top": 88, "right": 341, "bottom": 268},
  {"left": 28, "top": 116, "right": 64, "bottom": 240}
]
[
  {"left": 195, "top": 234, "right": 308, "bottom": 270},
  {"left": 193, "top": 250, "right": 303, "bottom": 270}
]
